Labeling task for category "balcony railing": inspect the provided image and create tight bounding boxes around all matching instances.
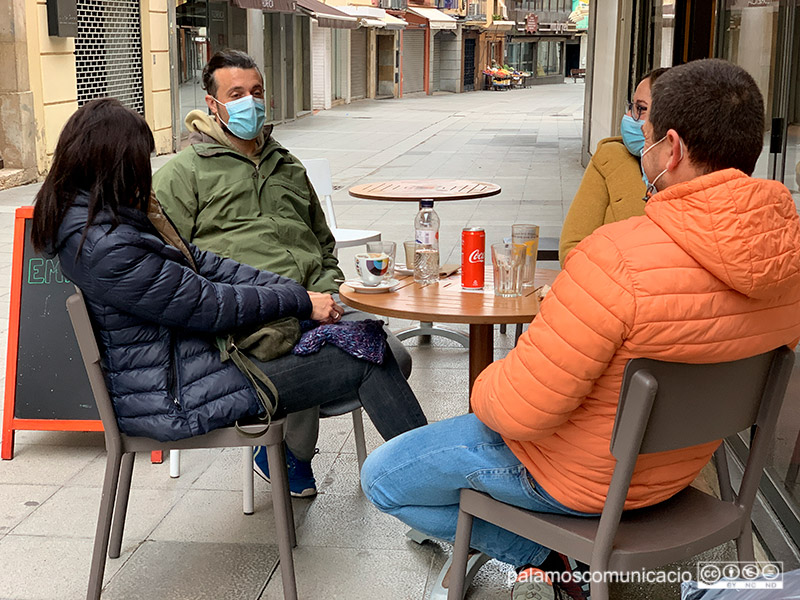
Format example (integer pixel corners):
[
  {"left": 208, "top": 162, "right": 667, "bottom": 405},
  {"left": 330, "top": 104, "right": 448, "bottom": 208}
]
[{"left": 466, "top": 0, "right": 486, "bottom": 19}]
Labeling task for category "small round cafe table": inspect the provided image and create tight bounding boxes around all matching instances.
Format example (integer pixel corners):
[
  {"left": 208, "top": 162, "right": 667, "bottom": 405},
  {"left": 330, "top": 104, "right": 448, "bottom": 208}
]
[
  {"left": 348, "top": 179, "right": 502, "bottom": 346},
  {"left": 348, "top": 179, "right": 501, "bottom": 207},
  {"left": 339, "top": 268, "right": 559, "bottom": 398}
]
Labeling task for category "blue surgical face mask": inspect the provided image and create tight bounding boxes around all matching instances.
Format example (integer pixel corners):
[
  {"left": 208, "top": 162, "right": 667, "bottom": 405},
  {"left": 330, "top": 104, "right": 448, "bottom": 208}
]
[
  {"left": 620, "top": 114, "right": 645, "bottom": 157},
  {"left": 213, "top": 95, "right": 266, "bottom": 141}
]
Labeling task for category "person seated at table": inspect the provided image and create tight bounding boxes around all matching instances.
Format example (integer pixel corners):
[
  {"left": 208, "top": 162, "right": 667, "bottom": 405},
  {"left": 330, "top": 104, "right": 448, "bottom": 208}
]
[
  {"left": 30, "top": 98, "right": 427, "bottom": 463},
  {"left": 361, "top": 58, "right": 800, "bottom": 600},
  {"left": 559, "top": 67, "right": 669, "bottom": 267},
  {"left": 152, "top": 49, "right": 414, "bottom": 496}
]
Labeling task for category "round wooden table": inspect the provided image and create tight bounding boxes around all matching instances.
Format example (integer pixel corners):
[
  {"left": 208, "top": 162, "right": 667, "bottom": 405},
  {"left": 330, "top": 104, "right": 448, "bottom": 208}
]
[
  {"left": 339, "top": 268, "right": 559, "bottom": 397},
  {"left": 348, "top": 179, "right": 501, "bottom": 204},
  {"left": 348, "top": 179, "right": 502, "bottom": 347}
]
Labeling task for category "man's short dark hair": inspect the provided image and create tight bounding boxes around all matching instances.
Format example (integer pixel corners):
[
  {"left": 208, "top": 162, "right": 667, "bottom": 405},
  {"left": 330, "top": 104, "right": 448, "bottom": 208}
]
[
  {"left": 649, "top": 59, "right": 764, "bottom": 175},
  {"left": 202, "top": 49, "right": 260, "bottom": 97}
]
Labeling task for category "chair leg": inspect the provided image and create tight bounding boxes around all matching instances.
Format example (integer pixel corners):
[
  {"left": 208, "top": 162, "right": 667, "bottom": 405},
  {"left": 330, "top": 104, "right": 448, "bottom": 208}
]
[
  {"left": 714, "top": 445, "right": 734, "bottom": 503},
  {"left": 108, "top": 452, "right": 135, "bottom": 559},
  {"left": 281, "top": 443, "right": 297, "bottom": 548},
  {"left": 499, "top": 324, "right": 507, "bottom": 334},
  {"left": 514, "top": 323, "right": 523, "bottom": 344},
  {"left": 243, "top": 446, "right": 255, "bottom": 515},
  {"left": 266, "top": 442, "right": 298, "bottom": 599},
  {"left": 352, "top": 408, "right": 368, "bottom": 473},
  {"left": 736, "top": 519, "right": 756, "bottom": 562},
  {"left": 169, "top": 449, "right": 180, "bottom": 478},
  {"left": 447, "top": 507, "right": 474, "bottom": 600},
  {"left": 87, "top": 449, "right": 123, "bottom": 600}
]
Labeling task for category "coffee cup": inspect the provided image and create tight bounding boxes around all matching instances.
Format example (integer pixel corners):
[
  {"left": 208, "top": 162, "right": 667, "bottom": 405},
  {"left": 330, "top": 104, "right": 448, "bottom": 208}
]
[{"left": 355, "top": 253, "right": 390, "bottom": 286}]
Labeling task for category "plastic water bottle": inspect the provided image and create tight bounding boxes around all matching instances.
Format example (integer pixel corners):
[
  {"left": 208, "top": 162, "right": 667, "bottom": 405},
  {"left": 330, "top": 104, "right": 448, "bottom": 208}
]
[{"left": 414, "top": 200, "right": 440, "bottom": 285}]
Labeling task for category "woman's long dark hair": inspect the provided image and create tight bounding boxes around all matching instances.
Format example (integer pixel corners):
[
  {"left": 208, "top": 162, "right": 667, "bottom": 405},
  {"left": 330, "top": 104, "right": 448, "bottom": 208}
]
[{"left": 31, "top": 98, "right": 155, "bottom": 252}]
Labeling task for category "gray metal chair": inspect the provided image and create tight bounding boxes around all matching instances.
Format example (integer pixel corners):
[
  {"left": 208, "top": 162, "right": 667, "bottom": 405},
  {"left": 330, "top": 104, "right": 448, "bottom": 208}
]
[
  {"left": 448, "top": 346, "right": 795, "bottom": 600},
  {"left": 66, "top": 291, "right": 299, "bottom": 600}
]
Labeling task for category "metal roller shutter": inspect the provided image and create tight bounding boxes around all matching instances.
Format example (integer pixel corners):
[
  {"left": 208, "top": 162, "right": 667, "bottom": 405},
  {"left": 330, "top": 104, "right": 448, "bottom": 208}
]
[
  {"left": 402, "top": 30, "right": 425, "bottom": 94},
  {"left": 350, "top": 28, "right": 367, "bottom": 100},
  {"left": 75, "top": 0, "right": 144, "bottom": 114},
  {"left": 433, "top": 33, "right": 442, "bottom": 92}
]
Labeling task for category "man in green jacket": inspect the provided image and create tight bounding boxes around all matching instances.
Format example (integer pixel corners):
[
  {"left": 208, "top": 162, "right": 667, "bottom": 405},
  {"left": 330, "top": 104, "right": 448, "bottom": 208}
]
[{"left": 153, "top": 49, "right": 414, "bottom": 498}]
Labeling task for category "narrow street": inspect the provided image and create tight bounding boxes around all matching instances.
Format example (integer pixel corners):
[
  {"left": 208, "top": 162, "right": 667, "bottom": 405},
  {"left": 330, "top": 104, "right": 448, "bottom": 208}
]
[{"left": 0, "top": 83, "right": 593, "bottom": 600}]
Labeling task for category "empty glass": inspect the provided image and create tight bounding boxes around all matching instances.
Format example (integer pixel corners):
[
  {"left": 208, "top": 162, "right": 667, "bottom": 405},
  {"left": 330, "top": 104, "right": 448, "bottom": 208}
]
[{"left": 491, "top": 243, "right": 525, "bottom": 297}]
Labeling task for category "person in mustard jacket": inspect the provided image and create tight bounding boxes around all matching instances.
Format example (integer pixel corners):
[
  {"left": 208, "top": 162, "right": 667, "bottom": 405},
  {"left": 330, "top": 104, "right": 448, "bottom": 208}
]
[
  {"left": 559, "top": 68, "right": 669, "bottom": 267},
  {"left": 361, "top": 59, "right": 800, "bottom": 600}
]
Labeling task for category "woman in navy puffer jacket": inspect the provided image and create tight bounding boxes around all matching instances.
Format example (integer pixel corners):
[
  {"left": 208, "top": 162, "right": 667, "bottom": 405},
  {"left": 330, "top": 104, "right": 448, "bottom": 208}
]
[{"left": 32, "top": 98, "right": 426, "bottom": 446}]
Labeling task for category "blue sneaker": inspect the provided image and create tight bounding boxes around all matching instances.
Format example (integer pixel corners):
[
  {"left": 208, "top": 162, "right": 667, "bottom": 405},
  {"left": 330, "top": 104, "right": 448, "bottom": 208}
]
[{"left": 253, "top": 446, "right": 317, "bottom": 498}]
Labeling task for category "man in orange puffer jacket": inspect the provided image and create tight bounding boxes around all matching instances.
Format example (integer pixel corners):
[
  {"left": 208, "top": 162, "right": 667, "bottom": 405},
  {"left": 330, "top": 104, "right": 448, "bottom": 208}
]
[{"left": 361, "top": 59, "right": 800, "bottom": 600}]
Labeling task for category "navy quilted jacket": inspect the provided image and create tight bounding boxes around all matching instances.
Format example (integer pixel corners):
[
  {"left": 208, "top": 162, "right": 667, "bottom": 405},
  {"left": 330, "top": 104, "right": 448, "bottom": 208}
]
[{"left": 55, "top": 196, "right": 313, "bottom": 441}]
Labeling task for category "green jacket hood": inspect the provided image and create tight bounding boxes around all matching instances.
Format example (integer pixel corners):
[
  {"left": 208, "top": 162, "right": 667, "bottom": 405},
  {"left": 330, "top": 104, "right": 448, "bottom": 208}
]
[{"left": 184, "top": 110, "right": 274, "bottom": 155}]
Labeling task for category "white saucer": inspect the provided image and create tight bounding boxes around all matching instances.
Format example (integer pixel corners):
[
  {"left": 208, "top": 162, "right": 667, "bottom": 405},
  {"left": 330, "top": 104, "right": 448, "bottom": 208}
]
[
  {"left": 344, "top": 278, "right": 400, "bottom": 293},
  {"left": 394, "top": 263, "right": 414, "bottom": 276}
]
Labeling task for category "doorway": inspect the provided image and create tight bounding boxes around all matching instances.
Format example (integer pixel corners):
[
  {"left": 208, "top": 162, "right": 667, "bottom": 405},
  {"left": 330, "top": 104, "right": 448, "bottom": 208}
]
[{"left": 463, "top": 37, "right": 476, "bottom": 91}]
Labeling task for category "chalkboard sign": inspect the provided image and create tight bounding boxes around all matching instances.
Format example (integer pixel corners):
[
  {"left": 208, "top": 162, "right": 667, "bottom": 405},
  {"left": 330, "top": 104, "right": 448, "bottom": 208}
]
[{"left": 1, "top": 207, "right": 100, "bottom": 460}]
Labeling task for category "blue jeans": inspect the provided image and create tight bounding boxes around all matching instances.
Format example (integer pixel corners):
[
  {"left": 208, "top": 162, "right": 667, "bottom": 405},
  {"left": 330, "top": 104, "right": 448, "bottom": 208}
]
[{"left": 361, "top": 414, "right": 595, "bottom": 568}]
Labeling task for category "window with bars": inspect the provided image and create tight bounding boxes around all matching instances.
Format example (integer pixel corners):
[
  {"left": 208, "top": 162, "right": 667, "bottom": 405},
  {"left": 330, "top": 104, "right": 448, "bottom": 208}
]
[{"left": 75, "top": 0, "right": 145, "bottom": 115}]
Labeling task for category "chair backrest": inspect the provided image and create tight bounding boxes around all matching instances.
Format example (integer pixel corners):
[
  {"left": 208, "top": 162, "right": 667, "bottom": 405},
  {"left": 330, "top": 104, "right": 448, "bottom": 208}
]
[
  {"left": 300, "top": 158, "right": 337, "bottom": 229},
  {"left": 612, "top": 349, "right": 792, "bottom": 457},
  {"left": 592, "top": 347, "right": 794, "bottom": 568},
  {"left": 66, "top": 289, "right": 123, "bottom": 451}
]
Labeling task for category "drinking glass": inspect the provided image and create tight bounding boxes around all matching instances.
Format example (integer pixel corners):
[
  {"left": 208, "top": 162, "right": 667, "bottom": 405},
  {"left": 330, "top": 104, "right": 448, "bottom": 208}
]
[
  {"left": 403, "top": 240, "right": 416, "bottom": 269},
  {"left": 511, "top": 224, "right": 540, "bottom": 288},
  {"left": 491, "top": 243, "right": 525, "bottom": 297},
  {"left": 366, "top": 241, "right": 396, "bottom": 281}
]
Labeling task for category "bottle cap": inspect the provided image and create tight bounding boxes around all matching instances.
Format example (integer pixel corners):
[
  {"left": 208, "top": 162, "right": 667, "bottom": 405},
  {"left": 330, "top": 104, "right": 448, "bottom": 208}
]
[{"left": 420, "top": 200, "right": 434, "bottom": 208}]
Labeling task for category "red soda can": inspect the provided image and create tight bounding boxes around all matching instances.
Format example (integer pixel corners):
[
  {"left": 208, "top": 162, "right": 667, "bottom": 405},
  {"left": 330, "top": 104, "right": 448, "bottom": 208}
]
[{"left": 461, "top": 227, "right": 485, "bottom": 289}]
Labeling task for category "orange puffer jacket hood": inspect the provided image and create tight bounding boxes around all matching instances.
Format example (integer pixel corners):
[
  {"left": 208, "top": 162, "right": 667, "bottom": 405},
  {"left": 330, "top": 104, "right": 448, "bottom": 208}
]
[
  {"left": 472, "top": 169, "right": 800, "bottom": 513},
  {"left": 646, "top": 169, "right": 800, "bottom": 299}
]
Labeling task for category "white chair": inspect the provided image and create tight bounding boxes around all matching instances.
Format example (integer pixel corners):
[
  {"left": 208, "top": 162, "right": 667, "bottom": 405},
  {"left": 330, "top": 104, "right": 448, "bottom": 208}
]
[{"left": 300, "top": 158, "right": 381, "bottom": 256}]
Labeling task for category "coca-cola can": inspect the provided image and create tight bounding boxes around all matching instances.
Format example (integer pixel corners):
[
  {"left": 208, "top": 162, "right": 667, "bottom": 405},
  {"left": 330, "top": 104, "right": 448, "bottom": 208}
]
[{"left": 461, "top": 227, "right": 485, "bottom": 289}]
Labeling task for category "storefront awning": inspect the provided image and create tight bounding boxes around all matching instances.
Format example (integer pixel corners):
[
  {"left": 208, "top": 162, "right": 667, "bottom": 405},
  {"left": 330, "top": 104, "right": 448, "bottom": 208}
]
[
  {"left": 296, "top": 0, "right": 359, "bottom": 29},
  {"left": 406, "top": 7, "right": 457, "bottom": 30},
  {"left": 336, "top": 6, "right": 407, "bottom": 29},
  {"left": 381, "top": 13, "right": 408, "bottom": 29},
  {"left": 232, "top": 0, "right": 297, "bottom": 13},
  {"left": 336, "top": 6, "right": 384, "bottom": 28}
]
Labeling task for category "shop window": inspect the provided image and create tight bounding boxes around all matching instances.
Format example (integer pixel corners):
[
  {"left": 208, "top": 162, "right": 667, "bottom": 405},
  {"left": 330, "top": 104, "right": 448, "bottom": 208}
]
[
  {"left": 507, "top": 42, "right": 534, "bottom": 72},
  {"left": 536, "top": 40, "right": 561, "bottom": 76}
]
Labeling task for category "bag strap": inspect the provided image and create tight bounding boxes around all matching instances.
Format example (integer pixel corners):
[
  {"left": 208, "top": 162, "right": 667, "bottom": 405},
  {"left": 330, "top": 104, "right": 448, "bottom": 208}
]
[{"left": 220, "top": 337, "right": 280, "bottom": 438}]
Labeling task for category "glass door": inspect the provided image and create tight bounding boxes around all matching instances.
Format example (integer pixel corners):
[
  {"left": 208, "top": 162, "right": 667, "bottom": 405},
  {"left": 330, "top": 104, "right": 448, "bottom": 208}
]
[
  {"left": 717, "top": 0, "right": 800, "bottom": 563},
  {"left": 717, "top": 0, "right": 782, "bottom": 181},
  {"left": 784, "top": 1, "right": 800, "bottom": 204},
  {"left": 176, "top": 0, "right": 210, "bottom": 137}
]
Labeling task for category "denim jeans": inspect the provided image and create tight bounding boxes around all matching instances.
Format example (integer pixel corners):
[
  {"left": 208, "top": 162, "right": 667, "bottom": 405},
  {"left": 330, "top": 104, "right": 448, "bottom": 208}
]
[
  {"left": 361, "top": 414, "right": 595, "bottom": 568},
  {"left": 252, "top": 342, "right": 427, "bottom": 459}
]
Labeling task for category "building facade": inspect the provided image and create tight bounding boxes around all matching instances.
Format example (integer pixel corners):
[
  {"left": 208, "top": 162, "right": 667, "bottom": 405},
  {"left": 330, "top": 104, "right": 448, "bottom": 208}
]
[
  {"left": 1, "top": 0, "right": 171, "bottom": 187},
  {"left": 506, "top": 0, "right": 578, "bottom": 84}
]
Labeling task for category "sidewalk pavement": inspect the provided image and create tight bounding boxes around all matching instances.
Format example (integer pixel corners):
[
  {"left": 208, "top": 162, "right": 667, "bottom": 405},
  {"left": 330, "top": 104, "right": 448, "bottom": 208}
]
[{"left": 0, "top": 82, "right": 739, "bottom": 600}]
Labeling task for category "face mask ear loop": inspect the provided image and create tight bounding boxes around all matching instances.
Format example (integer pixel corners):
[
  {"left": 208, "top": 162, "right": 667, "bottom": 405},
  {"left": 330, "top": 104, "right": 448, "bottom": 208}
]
[
  {"left": 212, "top": 97, "right": 230, "bottom": 129},
  {"left": 643, "top": 136, "right": 684, "bottom": 201}
]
